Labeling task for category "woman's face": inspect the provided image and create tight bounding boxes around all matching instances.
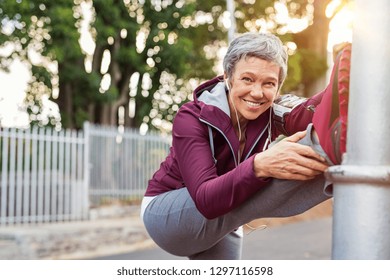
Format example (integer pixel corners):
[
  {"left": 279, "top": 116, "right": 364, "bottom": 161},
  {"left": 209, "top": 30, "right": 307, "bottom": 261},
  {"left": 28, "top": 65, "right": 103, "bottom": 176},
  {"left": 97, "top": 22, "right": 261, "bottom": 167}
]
[{"left": 227, "top": 56, "right": 280, "bottom": 122}]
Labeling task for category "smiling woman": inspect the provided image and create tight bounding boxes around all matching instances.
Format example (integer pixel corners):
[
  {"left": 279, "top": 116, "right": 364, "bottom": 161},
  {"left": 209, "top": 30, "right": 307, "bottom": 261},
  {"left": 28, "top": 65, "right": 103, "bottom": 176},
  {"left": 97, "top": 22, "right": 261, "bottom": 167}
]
[{"left": 140, "top": 32, "right": 334, "bottom": 260}]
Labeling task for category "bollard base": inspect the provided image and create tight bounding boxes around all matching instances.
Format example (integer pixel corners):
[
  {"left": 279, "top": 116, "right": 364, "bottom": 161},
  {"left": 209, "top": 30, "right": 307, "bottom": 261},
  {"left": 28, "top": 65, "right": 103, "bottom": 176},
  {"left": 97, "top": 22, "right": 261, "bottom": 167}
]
[{"left": 327, "top": 165, "right": 390, "bottom": 259}]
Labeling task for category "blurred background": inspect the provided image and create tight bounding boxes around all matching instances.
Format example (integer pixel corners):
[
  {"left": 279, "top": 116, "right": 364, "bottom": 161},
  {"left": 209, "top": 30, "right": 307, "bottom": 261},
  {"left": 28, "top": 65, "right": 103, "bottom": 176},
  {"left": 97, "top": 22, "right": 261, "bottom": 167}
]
[{"left": 1, "top": 0, "right": 353, "bottom": 132}]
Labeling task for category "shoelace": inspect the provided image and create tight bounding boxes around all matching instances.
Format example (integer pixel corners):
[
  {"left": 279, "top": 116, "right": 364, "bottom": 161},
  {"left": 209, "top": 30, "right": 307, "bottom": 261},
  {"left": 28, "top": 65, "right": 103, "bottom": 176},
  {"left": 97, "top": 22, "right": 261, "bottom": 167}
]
[{"left": 244, "top": 223, "right": 268, "bottom": 235}]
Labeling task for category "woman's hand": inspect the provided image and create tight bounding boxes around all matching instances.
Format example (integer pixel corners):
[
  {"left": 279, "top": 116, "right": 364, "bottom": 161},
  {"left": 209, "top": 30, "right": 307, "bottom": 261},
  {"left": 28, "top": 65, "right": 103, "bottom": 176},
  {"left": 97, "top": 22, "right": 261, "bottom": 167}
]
[{"left": 254, "top": 130, "right": 328, "bottom": 180}]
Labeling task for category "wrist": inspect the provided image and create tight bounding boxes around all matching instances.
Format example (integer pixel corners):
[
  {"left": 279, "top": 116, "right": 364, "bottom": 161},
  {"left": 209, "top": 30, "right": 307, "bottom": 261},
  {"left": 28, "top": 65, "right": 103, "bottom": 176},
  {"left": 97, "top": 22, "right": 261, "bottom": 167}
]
[{"left": 253, "top": 153, "right": 269, "bottom": 178}]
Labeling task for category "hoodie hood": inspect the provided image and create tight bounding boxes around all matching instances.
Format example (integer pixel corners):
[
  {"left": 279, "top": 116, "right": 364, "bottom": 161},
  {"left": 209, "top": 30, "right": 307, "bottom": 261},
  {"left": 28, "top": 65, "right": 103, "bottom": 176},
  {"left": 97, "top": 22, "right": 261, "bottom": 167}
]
[
  {"left": 197, "top": 81, "right": 230, "bottom": 116},
  {"left": 193, "top": 76, "right": 228, "bottom": 110},
  {"left": 192, "top": 76, "right": 232, "bottom": 128}
]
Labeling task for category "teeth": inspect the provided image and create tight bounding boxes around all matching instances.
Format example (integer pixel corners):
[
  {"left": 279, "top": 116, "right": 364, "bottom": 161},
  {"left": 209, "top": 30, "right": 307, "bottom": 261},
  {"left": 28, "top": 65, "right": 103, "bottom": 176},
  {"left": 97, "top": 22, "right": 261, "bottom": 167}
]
[{"left": 245, "top": 100, "right": 262, "bottom": 107}]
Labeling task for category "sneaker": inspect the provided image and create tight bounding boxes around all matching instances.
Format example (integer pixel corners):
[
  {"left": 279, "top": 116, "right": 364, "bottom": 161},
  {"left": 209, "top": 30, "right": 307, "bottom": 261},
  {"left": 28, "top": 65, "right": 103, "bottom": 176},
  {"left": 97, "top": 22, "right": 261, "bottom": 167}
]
[{"left": 312, "top": 43, "right": 352, "bottom": 165}]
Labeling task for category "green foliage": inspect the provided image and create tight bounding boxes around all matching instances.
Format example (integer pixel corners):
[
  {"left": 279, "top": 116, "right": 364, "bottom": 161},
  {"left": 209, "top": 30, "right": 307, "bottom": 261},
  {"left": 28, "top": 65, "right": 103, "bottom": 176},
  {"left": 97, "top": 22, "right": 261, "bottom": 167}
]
[
  {"left": 297, "top": 48, "right": 328, "bottom": 88},
  {"left": 0, "top": 0, "right": 335, "bottom": 132},
  {"left": 75, "top": 107, "right": 90, "bottom": 129},
  {"left": 282, "top": 51, "right": 302, "bottom": 93}
]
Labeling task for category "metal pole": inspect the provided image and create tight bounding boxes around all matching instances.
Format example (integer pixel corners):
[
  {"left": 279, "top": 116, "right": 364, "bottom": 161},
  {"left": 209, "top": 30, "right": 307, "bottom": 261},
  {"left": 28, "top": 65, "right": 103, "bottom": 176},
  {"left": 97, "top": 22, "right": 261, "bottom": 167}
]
[
  {"left": 226, "top": 0, "right": 236, "bottom": 43},
  {"left": 327, "top": 0, "right": 390, "bottom": 259}
]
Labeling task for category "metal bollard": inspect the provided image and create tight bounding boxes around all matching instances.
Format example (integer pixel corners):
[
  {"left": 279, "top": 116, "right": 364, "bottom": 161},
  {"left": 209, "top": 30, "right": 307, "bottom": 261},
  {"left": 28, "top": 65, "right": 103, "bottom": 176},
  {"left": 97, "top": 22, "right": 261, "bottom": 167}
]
[{"left": 328, "top": 0, "right": 390, "bottom": 259}]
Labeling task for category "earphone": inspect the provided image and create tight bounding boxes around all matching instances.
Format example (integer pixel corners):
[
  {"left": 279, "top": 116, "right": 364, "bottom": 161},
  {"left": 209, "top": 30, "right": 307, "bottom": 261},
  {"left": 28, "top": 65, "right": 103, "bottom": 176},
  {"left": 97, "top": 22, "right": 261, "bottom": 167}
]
[
  {"left": 226, "top": 77, "right": 243, "bottom": 164},
  {"left": 226, "top": 78, "right": 242, "bottom": 140},
  {"left": 225, "top": 78, "right": 230, "bottom": 91},
  {"left": 262, "top": 109, "right": 272, "bottom": 151}
]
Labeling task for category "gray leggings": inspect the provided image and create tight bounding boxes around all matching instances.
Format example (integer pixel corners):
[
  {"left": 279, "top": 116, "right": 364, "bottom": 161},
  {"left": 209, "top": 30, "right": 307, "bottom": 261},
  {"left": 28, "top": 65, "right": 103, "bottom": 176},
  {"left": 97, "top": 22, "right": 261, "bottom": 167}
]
[{"left": 143, "top": 124, "right": 332, "bottom": 259}]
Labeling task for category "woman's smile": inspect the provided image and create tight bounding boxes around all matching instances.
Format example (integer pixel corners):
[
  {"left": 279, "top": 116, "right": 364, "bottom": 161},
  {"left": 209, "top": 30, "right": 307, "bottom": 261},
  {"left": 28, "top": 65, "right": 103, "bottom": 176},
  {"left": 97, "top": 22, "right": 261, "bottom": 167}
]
[{"left": 242, "top": 98, "right": 269, "bottom": 109}]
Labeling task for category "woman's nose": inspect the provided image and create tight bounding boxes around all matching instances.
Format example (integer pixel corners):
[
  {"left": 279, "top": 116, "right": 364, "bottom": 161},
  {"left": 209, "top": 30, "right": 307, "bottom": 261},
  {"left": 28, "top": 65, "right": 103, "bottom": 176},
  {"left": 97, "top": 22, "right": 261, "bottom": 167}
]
[{"left": 251, "top": 84, "right": 264, "bottom": 98}]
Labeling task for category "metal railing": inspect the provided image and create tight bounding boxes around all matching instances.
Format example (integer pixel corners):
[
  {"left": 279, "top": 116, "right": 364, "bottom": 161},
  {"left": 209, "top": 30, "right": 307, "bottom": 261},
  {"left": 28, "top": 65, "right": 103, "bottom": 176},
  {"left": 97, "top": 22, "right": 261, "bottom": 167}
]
[{"left": 86, "top": 123, "right": 171, "bottom": 206}]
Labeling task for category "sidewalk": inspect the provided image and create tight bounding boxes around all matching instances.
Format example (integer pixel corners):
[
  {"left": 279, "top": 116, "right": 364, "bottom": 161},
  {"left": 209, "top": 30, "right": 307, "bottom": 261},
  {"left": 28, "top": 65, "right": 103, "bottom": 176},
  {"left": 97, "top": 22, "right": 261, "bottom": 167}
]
[
  {"left": 0, "top": 201, "right": 333, "bottom": 260},
  {"left": 96, "top": 217, "right": 332, "bottom": 260},
  {"left": 0, "top": 205, "right": 151, "bottom": 260}
]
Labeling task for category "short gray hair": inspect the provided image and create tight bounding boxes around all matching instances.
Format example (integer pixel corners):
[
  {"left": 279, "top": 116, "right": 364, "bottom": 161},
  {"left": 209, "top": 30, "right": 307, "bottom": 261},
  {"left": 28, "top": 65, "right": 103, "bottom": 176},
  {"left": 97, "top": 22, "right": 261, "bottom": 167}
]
[{"left": 223, "top": 32, "right": 288, "bottom": 89}]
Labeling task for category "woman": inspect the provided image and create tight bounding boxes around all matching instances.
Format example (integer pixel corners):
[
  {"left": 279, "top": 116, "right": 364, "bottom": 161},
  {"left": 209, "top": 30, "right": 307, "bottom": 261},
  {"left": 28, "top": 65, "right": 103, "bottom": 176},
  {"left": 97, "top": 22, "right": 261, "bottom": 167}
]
[{"left": 141, "top": 32, "right": 350, "bottom": 259}]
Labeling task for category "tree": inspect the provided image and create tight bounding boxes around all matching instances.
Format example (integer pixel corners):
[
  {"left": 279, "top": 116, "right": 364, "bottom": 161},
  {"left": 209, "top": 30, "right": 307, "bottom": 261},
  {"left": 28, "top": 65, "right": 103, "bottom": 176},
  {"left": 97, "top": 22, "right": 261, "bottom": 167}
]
[
  {"left": 291, "top": 0, "right": 350, "bottom": 97},
  {"left": 1, "top": 0, "right": 350, "bottom": 131},
  {"left": 291, "top": 0, "right": 331, "bottom": 97},
  {"left": 234, "top": 0, "right": 350, "bottom": 97},
  {"left": 0, "top": 0, "right": 216, "bottom": 131}
]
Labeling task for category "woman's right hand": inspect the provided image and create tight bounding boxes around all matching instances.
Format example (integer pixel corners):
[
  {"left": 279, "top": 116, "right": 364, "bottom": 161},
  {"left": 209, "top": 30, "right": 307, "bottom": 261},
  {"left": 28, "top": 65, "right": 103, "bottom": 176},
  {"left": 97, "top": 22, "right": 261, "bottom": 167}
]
[{"left": 253, "top": 130, "right": 328, "bottom": 181}]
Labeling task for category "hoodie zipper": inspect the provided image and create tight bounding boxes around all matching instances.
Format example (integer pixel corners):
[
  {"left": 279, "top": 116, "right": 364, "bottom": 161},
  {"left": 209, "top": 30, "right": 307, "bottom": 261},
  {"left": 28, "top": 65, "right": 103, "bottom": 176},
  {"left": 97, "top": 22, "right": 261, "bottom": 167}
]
[
  {"left": 245, "top": 123, "right": 269, "bottom": 160},
  {"left": 200, "top": 118, "right": 269, "bottom": 167}
]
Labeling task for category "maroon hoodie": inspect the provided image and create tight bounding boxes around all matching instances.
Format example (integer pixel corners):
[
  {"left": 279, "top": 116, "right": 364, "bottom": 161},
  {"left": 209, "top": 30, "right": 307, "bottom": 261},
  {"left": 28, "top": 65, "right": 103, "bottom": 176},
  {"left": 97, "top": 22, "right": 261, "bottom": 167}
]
[{"left": 145, "top": 76, "right": 324, "bottom": 219}]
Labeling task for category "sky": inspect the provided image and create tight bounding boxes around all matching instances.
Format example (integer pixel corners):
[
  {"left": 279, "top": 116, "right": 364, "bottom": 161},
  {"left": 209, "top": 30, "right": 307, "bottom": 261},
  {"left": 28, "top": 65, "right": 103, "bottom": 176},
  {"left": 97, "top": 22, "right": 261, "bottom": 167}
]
[{"left": 0, "top": 58, "right": 30, "bottom": 128}]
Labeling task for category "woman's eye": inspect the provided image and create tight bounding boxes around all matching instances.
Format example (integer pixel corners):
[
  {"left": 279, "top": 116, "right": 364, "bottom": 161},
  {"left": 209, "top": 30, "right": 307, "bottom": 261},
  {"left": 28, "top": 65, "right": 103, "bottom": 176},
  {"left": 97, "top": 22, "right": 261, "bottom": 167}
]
[
  {"left": 265, "top": 82, "right": 276, "bottom": 87},
  {"left": 242, "top": 77, "right": 252, "bottom": 82}
]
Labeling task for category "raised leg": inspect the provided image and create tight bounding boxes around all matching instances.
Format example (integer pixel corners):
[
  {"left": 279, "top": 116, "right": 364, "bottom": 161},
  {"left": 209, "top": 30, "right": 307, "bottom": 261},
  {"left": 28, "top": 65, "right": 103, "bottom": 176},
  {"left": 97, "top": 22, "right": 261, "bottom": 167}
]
[{"left": 312, "top": 43, "right": 352, "bottom": 164}]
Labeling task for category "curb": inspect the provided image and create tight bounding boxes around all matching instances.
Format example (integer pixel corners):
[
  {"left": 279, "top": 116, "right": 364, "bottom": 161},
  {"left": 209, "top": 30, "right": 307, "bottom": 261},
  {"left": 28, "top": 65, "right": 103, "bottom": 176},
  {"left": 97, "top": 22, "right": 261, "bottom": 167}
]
[{"left": 0, "top": 206, "right": 150, "bottom": 260}]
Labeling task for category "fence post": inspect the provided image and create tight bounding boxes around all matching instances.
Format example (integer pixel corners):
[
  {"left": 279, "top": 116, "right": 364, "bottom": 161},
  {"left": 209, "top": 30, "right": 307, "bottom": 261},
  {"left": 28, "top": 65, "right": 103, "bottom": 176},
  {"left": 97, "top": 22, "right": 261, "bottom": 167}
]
[
  {"left": 0, "top": 128, "right": 9, "bottom": 225},
  {"left": 83, "top": 121, "right": 90, "bottom": 219},
  {"left": 327, "top": 0, "right": 390, "bottom": 259}
]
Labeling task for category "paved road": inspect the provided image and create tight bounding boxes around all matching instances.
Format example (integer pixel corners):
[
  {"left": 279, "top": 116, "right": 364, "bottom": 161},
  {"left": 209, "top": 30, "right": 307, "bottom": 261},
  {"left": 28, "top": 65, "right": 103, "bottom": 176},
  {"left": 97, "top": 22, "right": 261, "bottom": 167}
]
[{"left": 96, "top": 217, "right": 332, "bottom": 260}]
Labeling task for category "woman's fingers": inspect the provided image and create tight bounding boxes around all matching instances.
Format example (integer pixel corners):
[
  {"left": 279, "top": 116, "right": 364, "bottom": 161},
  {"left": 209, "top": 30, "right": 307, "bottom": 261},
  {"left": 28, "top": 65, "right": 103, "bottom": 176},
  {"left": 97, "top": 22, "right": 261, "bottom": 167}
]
[
  {"left": 278, "top": 154, "right": 327, "bottom": 176},
  {"left": 278, "top": 135, "right": 327, "bottom": 163},
  {"left": 291, "top": 145, "right": 328, "bottom": 168},
  {"left": 254, "top": 131, "right": 329, "bottom": 180},
  {"left": 284, "top": 130, "right": 307, "bottom": 143}
]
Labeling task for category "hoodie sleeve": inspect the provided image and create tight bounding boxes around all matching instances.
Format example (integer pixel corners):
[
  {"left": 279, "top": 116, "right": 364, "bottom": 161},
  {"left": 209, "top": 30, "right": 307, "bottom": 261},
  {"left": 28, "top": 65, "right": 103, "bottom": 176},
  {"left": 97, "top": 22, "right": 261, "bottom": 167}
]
[
  {"left": 172, "top": 106, "right": 270, "bottom": 219},
  {"left": 284, "top": 89, "right": 325, "bottom": 135}
]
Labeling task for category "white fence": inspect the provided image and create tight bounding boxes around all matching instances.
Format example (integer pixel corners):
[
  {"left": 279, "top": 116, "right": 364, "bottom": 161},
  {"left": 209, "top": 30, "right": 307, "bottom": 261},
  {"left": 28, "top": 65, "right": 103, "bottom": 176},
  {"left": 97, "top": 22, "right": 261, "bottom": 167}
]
[
  {"left": 0, "top": 122, "right": 170, "bottom": 225},
  {"left": 86, "top": 123, "right": 171, "bottom": 206}
]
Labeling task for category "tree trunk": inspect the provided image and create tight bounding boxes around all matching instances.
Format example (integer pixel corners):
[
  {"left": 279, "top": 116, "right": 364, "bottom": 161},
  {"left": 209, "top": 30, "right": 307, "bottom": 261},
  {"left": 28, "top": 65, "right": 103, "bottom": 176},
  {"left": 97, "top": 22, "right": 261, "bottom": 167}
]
[
  {"left": 294, "top": 0, "right": 332, "bottom": 97},
  {"left": 101, "top": 104, "right": 111, "bottom": 125},
  {"left": 88, "top": 103, "right": 96, "bottom": 124},
  {"left": 57, "top": 77, "right": 74, "bottom": 129}
]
